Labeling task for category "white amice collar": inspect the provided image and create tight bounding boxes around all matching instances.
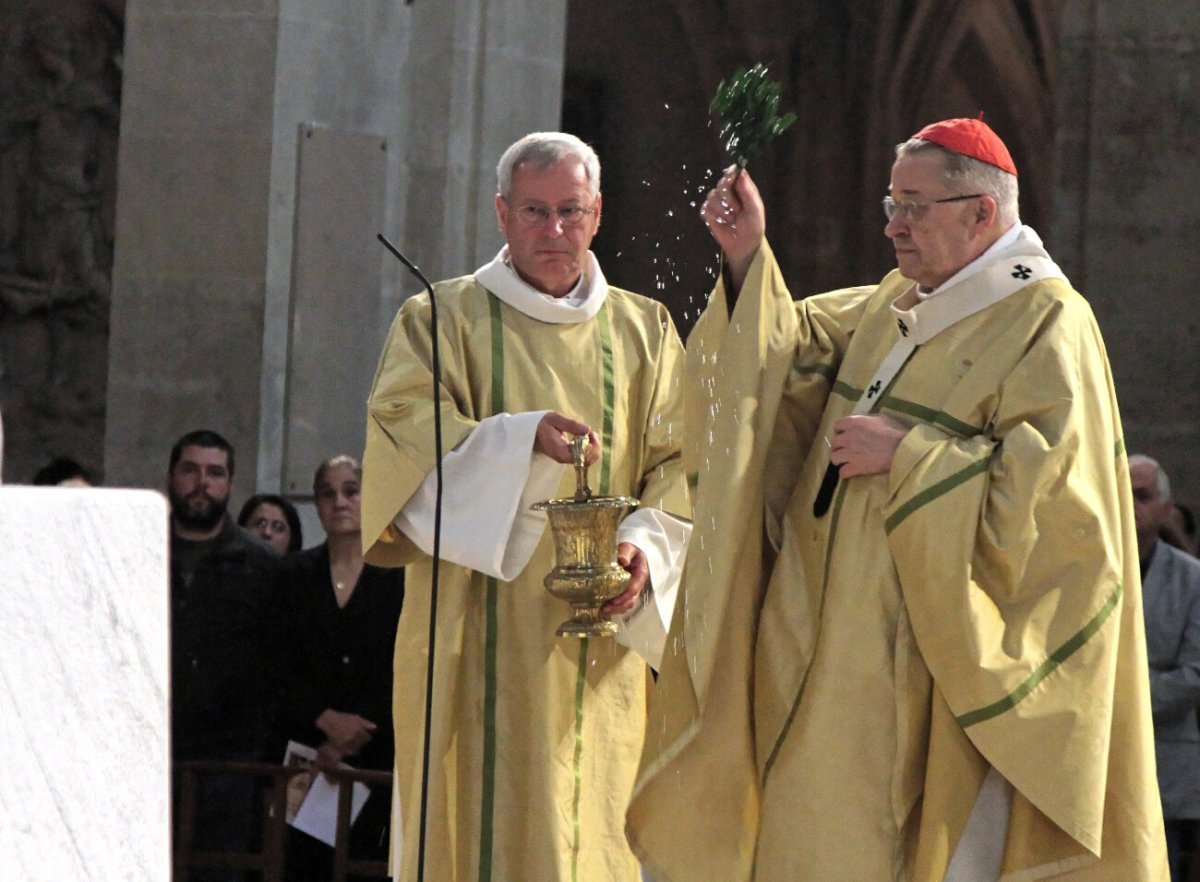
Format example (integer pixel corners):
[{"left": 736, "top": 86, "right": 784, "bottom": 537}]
[
  {"left": 917, "top": 223, "right": 1032, "bottom": 300},
  {"left": 474, "top": 246, "right": 608, "bottom": 324},
  {"left": 889, "top": 223, "right": 1067, "bottom": 346}
]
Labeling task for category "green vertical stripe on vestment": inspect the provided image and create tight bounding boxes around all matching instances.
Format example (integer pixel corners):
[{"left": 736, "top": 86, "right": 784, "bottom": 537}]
[
  {"left": 571, "top": 637, "right": 590, "bottom": 882},
  {"left": 956, "top": 582, "right": 1124, "bottom": 729},
  {"left": 489, "top": 295, "right": 505, "bottom": 413},
  {"left": 597, "top": 303, "right": 615, "bottom": 494},
  {"left": 478, "top": 295, "right": 506, "bottom": 882},
  {"left": 567, "top": 303, "right": 614, "bottom": 877}
]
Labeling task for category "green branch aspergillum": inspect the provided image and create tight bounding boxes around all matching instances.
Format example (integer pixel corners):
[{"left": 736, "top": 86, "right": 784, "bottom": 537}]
[{"left": 709, "top": 63, "right": 797, "bottom": 168}]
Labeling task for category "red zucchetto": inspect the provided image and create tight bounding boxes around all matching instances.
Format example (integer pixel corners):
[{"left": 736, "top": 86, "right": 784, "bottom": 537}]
[{"left": 912, "top": 117, "right": 1018, "bottom": 176}]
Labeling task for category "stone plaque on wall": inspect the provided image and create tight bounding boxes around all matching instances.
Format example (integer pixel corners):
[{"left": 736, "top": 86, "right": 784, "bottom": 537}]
[{"left": 283, "top": 124, "right": 387, "bottom": 495}]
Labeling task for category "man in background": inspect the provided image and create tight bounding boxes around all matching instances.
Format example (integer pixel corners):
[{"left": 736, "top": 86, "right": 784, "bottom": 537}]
[
  {"left": 168, "top": 429, "right": 280, "bottom": 879},
  {"left": 1131, "top": 454, "right": 1200, "bottom": 881}
]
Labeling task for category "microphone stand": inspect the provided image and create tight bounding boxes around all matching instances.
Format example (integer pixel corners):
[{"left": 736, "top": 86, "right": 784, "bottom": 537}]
[{"left": 377, "top": 233, "right": 442, "bottom": 882}]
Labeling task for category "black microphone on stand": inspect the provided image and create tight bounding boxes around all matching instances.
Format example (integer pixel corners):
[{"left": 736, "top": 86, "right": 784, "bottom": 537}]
[{"left": 377, "top": 232, "right": 442, "bottom": 882}]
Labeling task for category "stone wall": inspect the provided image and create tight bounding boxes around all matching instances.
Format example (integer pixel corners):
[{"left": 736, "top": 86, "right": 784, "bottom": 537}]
[
  {"left": 104, "top": 0, "right": 565, "bottom": 509},
  {"left": 1054, "top": 0, "right": 1200, "bottom": 504},
  {"left": 0, "top": 0, "right": 123, "bottom": 484}
]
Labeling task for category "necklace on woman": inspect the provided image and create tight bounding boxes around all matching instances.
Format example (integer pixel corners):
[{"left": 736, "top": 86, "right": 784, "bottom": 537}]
[{"left": 330, "top": 554, "right": 362, "bottom": 598}]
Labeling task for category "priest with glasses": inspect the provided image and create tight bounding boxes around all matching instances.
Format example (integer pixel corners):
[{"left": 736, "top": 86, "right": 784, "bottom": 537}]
[
  {"left": 628, "top": 118, "right": 1168, "bottom": 881},
  {"left": 363, "top": 131, "right": 690, "bottom": 882}
]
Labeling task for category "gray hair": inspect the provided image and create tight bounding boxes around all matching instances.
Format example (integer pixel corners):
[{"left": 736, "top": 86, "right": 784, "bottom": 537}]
[
  {"left": 313, "top": 454, "right": 362, "bottom": 494},
  {"left": 1129, "top": 454, "right": 1172, "bottom": 502},
  {"left": 895, "top": 138, "right": 1019, "bottom": 228},
  {"left": 496, "top": 132, "right": 600, "bottom": 200}
]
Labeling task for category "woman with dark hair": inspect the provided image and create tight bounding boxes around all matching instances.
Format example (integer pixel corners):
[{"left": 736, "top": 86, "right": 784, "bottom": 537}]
[
  {"left": 32, "top": 456, "right": 93, "bottom": 486},
  {"left": 237, "top": 493, "right": 303, "bottom": 555},
  {"left": 272, "top": 455, "right": 404, "bottom": 879}
]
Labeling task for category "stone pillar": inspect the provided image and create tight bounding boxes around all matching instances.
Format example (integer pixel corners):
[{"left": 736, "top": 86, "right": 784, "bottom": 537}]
[
  {"left": 1054, "top": 1, "right": 1200, "bottom": 503},
  {"left": 106, "top": 1, "right": 284, "bottom": 490},
  {"left": 105, "top": 0, "right": 566, "bottom": 500},
  {"left": 394, "top": 0, "right": 568, "bottom": 286}
]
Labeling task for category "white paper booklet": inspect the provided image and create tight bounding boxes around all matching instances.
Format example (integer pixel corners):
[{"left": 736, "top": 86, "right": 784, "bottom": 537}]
[{"left": 282, "top": 740, "right": 371, "bottom": 847}]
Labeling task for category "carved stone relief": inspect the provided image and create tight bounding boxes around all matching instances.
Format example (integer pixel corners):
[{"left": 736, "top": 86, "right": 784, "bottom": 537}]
[{"left": 0, "top": 0, "right": 122, "bottom": 482}]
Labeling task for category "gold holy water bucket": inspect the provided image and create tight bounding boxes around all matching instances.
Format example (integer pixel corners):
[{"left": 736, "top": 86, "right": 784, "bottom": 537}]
[{"left": 532, "top": 436, "right": 638, "bottom": 638}]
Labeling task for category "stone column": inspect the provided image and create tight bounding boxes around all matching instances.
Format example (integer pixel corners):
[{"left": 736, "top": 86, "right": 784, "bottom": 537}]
[
  {"left": 393, "top": 0, "right": 568, "bottom": 286},
  {"left": 105, "top": 0, "right": 566, "bottom": 501},
  {"left": 1054, "top": 0, "right": 1200, "bottom": 502},
  {"left": 105, "top": 1, "right": 284, "bottom": 490}
]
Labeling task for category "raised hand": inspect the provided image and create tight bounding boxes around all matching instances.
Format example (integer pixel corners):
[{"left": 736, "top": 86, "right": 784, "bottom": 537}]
[{"left": 700, "top": 166, "right": 766, "bottom": 291}]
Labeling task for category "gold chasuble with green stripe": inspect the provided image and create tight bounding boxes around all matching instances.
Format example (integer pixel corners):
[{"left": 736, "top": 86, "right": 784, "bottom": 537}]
[
  {"left": 362, "top": 275, "right": 688, "bottom": 882},
  {"left": 627, "top": 240, "right": 1166, "bottom": 880}
]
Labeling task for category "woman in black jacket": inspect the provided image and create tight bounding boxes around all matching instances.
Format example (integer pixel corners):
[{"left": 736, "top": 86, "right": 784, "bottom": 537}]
[{"left": 273, "top": 455, "right": 404, "bottom": 879}]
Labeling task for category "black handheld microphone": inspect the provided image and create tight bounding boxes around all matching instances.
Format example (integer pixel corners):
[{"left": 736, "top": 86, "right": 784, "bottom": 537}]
[{"left": 812, "top": 461, "right": 839, "bottom": 518}]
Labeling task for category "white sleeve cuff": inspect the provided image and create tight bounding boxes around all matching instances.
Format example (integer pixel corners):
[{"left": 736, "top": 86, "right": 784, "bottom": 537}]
[
  {"left": 392, "top": 410, "right": 565, "bottom": 580},
  {"left": 612, "top": 508, "right": 692, "bottom": 670}
]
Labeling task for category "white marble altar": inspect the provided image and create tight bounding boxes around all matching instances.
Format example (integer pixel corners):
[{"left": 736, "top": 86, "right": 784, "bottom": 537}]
[{"left": 0, "top": 487, "right": 170, "bottom": 881}]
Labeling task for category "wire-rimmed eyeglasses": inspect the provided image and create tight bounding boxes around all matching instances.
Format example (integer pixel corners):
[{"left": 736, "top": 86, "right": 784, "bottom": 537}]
[
  {"left": 509, "top": 203, "right": 598, "bottom": 228},
  {"left": 882, "top": 193, "right": 983, "bottom": 222}
]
